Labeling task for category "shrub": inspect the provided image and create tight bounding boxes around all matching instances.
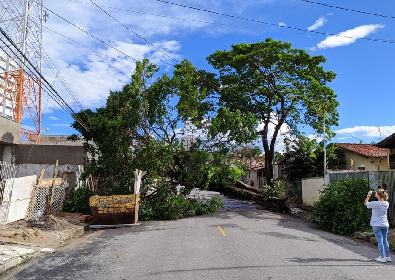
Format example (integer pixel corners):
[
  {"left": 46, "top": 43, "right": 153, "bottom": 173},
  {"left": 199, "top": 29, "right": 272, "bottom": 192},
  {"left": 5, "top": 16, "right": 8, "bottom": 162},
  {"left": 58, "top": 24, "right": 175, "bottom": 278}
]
[
  {"left": 261, "top": 180, "right": 286, "bottom": 200},
  {"left": 139, "top": 182, "right": 224, "bottom": 221},
  {"left": 62, "top": 187, "right": 96, "bottom": 215},
  {"left": 311, "top": 178, "right": 371, "bottom": 236}
]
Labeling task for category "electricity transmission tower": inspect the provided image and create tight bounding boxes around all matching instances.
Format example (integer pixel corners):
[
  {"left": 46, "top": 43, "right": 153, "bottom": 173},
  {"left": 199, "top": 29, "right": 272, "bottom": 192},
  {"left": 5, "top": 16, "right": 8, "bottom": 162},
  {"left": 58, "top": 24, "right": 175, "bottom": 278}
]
[{"left": 0, "top": 0, "right": 44, "bottom": 144}]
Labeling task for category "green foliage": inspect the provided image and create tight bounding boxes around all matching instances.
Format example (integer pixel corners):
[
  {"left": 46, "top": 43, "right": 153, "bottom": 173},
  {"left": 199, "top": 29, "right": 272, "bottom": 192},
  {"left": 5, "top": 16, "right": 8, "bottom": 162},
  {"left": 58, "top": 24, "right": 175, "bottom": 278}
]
[
  {"left": 209, "top": 164, "right": 242, "bottom": 190},
  {"left": 325, "top": 143, "right": 346, "bottom": 170},
  {"left": 178, "top": 148, "right": 214, "bottom": 193},
  {"left": 232, "top": 145, "right": 261, "bottom": 173},
  {"left": 139, "top": 181, "right": 224, "bottom": 221},
  {"left": 71, "top": 58, "right": 183, "bottom": 194},
  {"left": 283, "top": 136, "right": 323, "bottom": 180},
  {"left": 174, "top": 38, "right": 339, "bottom": 185},
  {"left": 283, "top": 136, "right": 346, "bottom": 181},
  {"left": 312, "top": 178, "right": 371, "bottom": 236},
  {"left": 62, "top": 187, "right": 96, "bottom": 215},
  {"left": 261, "top": 180, "right": 286, "bottom": 200}
]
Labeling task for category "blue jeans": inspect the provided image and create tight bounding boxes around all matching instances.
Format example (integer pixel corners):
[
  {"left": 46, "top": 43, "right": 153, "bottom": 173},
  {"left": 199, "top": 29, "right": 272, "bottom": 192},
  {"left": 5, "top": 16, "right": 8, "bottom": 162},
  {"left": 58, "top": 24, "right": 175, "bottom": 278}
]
[{"left": 372, "top": 226, "right": 390, "bottom": 257}]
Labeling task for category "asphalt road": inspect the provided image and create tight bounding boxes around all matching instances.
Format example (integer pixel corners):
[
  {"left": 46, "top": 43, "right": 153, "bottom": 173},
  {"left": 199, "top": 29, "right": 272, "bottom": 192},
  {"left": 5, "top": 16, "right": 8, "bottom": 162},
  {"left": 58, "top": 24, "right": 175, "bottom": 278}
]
[{"left": 3, "top": 194, "right": 395, "bottom": 280}]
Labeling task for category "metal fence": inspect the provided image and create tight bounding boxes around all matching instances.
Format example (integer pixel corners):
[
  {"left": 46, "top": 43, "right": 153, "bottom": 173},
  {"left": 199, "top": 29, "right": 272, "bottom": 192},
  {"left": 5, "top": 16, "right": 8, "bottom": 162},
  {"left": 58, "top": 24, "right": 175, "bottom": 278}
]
[
  {"left": 328, "top": 170, "right": 395, "bottom": 190},
  {"left": 0, "top": 161, "right": 17, "bottom": 224},
  {"left": 328, "top": 170, "right": 395, "bottom": 226},
  {"left": 0, "top": 161, "right": 17, "bottom": 204}
]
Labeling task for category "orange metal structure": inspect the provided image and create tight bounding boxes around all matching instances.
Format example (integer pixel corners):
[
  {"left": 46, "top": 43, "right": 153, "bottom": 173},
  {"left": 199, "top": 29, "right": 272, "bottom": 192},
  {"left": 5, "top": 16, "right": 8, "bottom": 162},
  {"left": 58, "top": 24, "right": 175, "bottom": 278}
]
[{"left": 0, "top": 69, "right": 41, "bottom": 144}]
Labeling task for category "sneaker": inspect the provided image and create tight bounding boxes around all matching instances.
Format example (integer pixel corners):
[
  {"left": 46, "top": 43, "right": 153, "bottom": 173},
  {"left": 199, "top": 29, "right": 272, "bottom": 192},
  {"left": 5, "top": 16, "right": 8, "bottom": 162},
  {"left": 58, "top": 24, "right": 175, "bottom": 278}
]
[
  {"left": 386, "top": 257, "right": 391, "bottom": 262},
  {"left": 375, "top": 256, "right": 387, "bottom": 263}
]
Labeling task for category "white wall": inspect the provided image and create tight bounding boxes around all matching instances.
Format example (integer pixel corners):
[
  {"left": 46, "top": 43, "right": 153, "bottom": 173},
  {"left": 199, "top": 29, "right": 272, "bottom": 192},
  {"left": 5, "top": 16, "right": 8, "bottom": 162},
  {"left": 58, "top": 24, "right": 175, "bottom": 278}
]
[
  {"left": 0, "top": 175, "right": 36, "bottom": 224},
  {"left": 16, "top": 164, "right": 84, "bottom": 189},
  {"left": 302, "top": 177, "right": 325, "bottom": 207}
]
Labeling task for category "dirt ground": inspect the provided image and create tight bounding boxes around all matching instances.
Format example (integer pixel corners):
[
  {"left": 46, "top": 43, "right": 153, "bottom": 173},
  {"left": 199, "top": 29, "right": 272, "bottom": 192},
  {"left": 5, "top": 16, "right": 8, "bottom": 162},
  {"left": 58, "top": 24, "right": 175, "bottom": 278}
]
[{"left": 0, "top": 213, "right": 86, "bottom": 247}]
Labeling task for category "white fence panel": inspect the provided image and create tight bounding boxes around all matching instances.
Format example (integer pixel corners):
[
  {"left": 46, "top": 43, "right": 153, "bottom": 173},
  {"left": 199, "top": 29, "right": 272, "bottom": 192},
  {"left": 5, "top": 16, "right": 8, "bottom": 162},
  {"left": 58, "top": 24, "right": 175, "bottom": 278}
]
[{"left": 302, "top": 177, "right": 325, "bottom": 207}]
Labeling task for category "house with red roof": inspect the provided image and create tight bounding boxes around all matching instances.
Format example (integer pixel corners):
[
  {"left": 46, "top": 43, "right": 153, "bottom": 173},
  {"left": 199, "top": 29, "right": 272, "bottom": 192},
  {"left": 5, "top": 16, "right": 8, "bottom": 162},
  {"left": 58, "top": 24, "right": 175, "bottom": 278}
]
[
  {"left": 246, "top": 162, "right": 265, "bottom": 188},
  {"left": 335, "top": 143, "right": 388, "bottom": 171},
  {"left": 376, "top": 132, "right": 395, "bottom": 169}
]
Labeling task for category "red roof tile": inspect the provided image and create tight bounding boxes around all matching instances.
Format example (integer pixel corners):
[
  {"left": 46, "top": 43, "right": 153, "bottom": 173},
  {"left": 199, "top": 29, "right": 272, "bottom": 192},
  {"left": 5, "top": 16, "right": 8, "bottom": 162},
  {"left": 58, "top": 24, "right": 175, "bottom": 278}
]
[
  {"left": 336, "top": 143, "right": 387, "bottom": 157},
  {"left": 250, "top": 163, "right": 265, "bottom": 169}
]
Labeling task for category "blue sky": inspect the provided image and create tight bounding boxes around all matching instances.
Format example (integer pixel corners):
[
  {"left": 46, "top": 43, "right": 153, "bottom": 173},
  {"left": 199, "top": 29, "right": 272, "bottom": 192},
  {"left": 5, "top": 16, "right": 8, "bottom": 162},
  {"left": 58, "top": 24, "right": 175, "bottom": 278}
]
[{"left": 34, "top": 0, "right": 395, "bottom": 145}]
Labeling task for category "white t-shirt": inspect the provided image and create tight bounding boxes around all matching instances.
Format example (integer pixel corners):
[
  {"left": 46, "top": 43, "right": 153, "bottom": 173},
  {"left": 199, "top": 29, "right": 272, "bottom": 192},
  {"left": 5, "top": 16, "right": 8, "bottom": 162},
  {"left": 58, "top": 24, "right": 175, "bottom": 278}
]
[{"left": 366, "top": 201, "right": 389, "bottom": 227}]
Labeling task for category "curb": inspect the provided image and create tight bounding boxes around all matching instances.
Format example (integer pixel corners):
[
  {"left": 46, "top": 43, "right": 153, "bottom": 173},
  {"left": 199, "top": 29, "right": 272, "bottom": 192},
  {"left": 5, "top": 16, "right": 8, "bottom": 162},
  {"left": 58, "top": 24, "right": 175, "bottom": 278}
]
[
  {"left": 0, "top": 256, "right": 26, "bottom": 275},
  {"left": 0, "top": 225, "right": 85, "bottom": 276}
]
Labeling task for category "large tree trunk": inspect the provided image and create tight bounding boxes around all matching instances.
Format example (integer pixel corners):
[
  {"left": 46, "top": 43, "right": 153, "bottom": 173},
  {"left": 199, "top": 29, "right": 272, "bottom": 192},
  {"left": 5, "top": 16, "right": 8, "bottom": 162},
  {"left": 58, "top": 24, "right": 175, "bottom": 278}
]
[{"left": 265, "top": 152, "right": 274, "bottom": 185}]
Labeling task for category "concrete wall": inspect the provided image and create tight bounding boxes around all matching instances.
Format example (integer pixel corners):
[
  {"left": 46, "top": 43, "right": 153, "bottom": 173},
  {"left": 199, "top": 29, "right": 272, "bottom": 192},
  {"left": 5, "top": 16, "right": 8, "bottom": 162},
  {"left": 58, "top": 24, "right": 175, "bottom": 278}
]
[
  {"left": 0, "top": 117, "right": 20, "bottom": 144},
  {"left": 302, "top": 177, "right": 325, "bottom": 207},
  {"left": 12, "top": 145, "right": 85, "bottom": 165},
  {"left": 40, "top": 135, "right": 84, "bottom": 146},
  {"left": 16, "top": 164, "right": 84, "bottom": 191},
  {"left": 0, "top": 175, "right": 36, "bottom": 225},
  {"left": 0, "top": 144, "right": 85, "bottom": 190}
]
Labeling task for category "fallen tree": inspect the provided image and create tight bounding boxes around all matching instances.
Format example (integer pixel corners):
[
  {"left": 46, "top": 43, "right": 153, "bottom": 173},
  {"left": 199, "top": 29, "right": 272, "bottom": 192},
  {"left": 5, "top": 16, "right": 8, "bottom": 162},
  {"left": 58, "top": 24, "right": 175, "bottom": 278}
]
[{"left": 219, "top": 180, "right": 289, "bottom": 213}]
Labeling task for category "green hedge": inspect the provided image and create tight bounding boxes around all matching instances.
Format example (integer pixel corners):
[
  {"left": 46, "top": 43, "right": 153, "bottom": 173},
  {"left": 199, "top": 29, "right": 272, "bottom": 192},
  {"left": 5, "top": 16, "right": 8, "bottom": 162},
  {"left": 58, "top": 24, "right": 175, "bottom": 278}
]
[{"left": 311, "top": 178, "right": 371, "bottom": 236}]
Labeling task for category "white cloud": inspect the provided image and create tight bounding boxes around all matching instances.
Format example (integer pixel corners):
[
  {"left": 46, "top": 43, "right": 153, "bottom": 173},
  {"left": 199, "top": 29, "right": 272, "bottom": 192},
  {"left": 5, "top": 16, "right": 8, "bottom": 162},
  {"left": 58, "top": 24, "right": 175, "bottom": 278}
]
[
  {"left": 49, "top": 116, "right": 59, "bottom": 120},
  {"left": 335, "top": 125, "right": 395, "bottom": 140},
  {"left": 315, "top": 24, "right": 385, "bottom": 49},
  {"left": 257, "top": 113, "right": 291, "bottom": 152},
  {"left": 51, "top": 124, "right": 72, "bottom": 127},
  {"left": 307, "top": 17, "right": 327, "bottom": 31},
  {"left": 43, "top": 0, "right": 263, "bottom": 113}
]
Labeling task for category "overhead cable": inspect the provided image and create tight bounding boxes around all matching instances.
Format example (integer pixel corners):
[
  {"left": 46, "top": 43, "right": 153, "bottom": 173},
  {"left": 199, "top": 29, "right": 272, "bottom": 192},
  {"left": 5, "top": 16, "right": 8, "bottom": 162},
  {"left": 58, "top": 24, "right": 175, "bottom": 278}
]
[
  {"left": 64, "top": 0, "right": 272, "bottom": 33},
  {"left": 43, "top": 26, "right": 133, "bottom": 72},
  {"left": 41, "top": 4, "right": 138, "bottom": 62},
  {"left": 0, "top": 27, "right": 90, "bottom": 132},
  {"left": 88, "top": 0, "right": 177, "bottom": 62},
  {"left": 301, "top": 0, "right": 395, "bottom": 20},
  {"left": 153, "top": 0, "right": 395, "bottom": 44}
]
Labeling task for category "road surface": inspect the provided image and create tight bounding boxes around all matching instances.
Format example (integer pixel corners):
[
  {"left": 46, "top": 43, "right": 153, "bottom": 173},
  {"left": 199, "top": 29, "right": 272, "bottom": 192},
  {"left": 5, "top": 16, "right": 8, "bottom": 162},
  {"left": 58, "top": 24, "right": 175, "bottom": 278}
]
[{"left": 3, "top": 193, "right": 395, "bottom": 280}]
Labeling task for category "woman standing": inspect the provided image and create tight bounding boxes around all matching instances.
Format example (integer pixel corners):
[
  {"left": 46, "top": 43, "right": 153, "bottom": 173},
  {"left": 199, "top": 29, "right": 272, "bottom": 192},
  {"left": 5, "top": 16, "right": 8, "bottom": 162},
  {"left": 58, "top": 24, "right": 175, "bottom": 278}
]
[{"left": 365, "top": 189, "right": 391, "bottom": 263}]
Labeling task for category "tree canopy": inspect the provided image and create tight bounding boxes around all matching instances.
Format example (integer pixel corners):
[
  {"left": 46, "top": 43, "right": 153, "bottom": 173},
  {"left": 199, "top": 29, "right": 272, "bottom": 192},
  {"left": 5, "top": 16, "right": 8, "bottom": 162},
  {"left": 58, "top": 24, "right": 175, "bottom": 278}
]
[
  {"left": 282, "top": 135, "right": 345, "bottom": 181},
  {"left": 174, "top": 38, "right": 339, "bottom": 184},
  {"left": 70, "top": 59, "right": 241, "bottom": 196}
]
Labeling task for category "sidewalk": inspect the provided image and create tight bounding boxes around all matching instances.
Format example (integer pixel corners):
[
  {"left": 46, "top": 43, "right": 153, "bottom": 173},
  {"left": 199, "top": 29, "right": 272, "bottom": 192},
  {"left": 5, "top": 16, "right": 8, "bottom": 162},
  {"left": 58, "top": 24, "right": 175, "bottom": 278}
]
[
  {"left": 0, "top": 245, "right": 35, "bottom": 274},
  {"left": 0, "top": 214, "right": 86, "bottom": 276}
]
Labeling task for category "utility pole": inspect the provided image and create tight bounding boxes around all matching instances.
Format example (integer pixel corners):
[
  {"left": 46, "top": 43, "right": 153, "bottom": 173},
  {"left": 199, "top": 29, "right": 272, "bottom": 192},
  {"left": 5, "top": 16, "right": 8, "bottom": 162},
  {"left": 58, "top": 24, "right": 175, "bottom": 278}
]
[
  {"left": 0, "top": 0, "right": 44, "bottom": 144},
  {"left": 322, "top": 111, "right": 326, "bottom": 177}
]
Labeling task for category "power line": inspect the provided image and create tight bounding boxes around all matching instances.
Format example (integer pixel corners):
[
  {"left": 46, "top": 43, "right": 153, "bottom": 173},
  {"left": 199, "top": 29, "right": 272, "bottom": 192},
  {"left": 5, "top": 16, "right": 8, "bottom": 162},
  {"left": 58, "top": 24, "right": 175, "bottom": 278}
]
[
  {"left": 43, "top": 26, "right": 134, "bottom": 73},
  {"left": 24, "top": 38, "right": 88, "bottom": 115},
  {"left": 301, "top": 0, "right": 395, "bottom": 20},
  {"left": 153, "top": 0, "right": 395, "bottom": 44},
  {"left": 0, "top": 27, "right": 90, "bottom": 132},
  {"left": 41, "top": 4, "right": 138, "bottom": 62},
  {"left": 88, "top": 0, "right": 177, "bottom": 62},
  {"left": 41, "top": 48, "right": 86, "bottom": 113},
  {"left": 65, "top": 0, "right": 272, "bottom": 33}
]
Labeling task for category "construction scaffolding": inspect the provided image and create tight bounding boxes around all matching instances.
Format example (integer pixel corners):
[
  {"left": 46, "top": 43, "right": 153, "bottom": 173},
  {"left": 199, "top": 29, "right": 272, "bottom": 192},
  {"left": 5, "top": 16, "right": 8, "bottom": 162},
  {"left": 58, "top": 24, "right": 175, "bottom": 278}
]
[{"left": 0, "top": 0, "right": 43, "bottom": 144}]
